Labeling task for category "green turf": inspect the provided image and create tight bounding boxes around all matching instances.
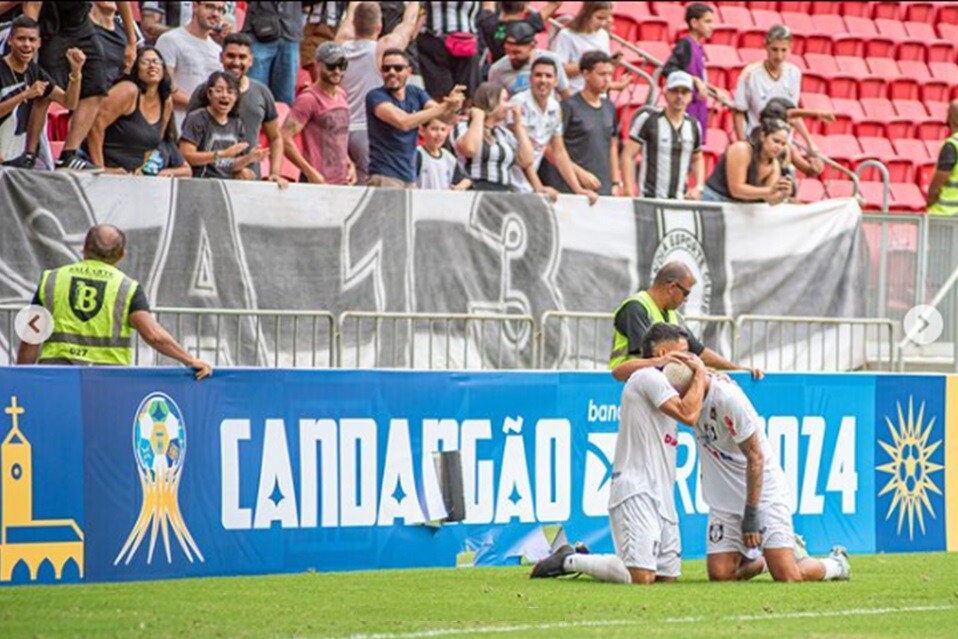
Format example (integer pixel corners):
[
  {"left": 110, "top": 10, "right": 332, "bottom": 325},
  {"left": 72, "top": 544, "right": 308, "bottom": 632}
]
[{"left": 1, "top": 552, "right": 957, "bottom": 638}]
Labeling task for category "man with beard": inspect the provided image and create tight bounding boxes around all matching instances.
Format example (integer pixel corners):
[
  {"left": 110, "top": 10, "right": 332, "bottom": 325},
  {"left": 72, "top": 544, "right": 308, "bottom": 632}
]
[
  {"left": 156, "top": 0, "right": 224, "bottom": 128},
  {"left": 187, "top": 32, "right": 286, "bottom": 184},
  {"left": 365, "top": 48, "right": 464, "bottom": 189},
  {"left": 282, "top": 41, "right": 355, "bottom": 185},
  {"left": 488, "top": 22, "right": 570, "bottom": 99}
]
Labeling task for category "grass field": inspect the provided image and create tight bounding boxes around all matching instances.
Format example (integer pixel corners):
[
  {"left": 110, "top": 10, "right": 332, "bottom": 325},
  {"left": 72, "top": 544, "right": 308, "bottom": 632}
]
[{"left": 1, "top": 552, "right": 957, "bottom": 638}]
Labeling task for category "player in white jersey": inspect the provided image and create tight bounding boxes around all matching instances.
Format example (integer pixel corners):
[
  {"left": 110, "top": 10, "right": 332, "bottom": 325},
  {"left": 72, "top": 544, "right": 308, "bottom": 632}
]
[
  {"left": 531, "top": 323, "right": 707, "bottom": 584},
  {"left": 689, "top": 372, "right": 850, "bottom": 582}
]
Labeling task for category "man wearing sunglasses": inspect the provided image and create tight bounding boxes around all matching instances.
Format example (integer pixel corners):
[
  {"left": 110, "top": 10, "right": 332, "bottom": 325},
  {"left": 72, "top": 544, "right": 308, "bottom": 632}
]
[
  {"left": 366, "top": 48, "right": 465, "bottom": 188},
  {"left": 187, "top": 33, "right": 286, "bottom": 185},
  {"left": 609, "top": 261, "right": 764, "bottom": 380},
  {"left": 282, "top": 42, "right": 355, "bottom": 185}
]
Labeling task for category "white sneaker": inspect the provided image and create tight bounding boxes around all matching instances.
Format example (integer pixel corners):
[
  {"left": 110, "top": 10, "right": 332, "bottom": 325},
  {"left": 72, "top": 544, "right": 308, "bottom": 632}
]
[{"left": 829, "top": 545, "right": 851, "bottom": 580}]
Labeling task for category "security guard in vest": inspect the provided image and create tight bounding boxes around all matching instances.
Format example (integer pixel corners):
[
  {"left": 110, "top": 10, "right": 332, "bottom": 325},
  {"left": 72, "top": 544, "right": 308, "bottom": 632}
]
[
  {"left": 927, "top": 100, "right": 958, "bottom": 216},
  {"left": 17, "top": 224, "right": 212, "bottom": 380},
  {"left": 609, "top": 261, "right": 762, "bottom": 381}
]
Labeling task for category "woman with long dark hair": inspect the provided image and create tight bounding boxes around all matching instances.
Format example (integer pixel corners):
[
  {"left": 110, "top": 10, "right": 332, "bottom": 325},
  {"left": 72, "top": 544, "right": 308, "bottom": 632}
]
[
  {"left": 87, "top": 46, "right": 174, "bottom": 173},
  {"left": 179, "top": 70, "right": 267, "bottom": 180},
  {"left": 703, "top": 118, "right": 793, "bottom": 204},
  {"left": 452, "top": 81, "right": 534, "bottom": 192}
]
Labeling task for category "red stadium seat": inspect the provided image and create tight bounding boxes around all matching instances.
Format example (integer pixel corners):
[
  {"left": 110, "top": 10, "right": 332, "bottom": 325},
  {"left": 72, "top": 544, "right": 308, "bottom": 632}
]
[
  {"left": 840, "top": 1, "right": 871, "bottom": 18},
  {"left": 636, "top": 17, "right": 670, "bottom": 42},
  {"left": 871, "top": 2, "right": 901, "bottom": 20},
  {"left": 801, "top": 14, "right": 843, "bottom": 54},
  {"left": 925, "top": 139, "right": 944, "bottom": 159},
  {"left": 49, "top": 140, "right": 65, "bottom": 162},
  {"left": 939, "top": 4, "right": 958, "bottom": 24},
  {"left": 795, "top": 178, "right": 826, "bottom": 203},
  {"left": 708, "top": 24, "right": 741, "bottom": 46},
  {"left": 737, "top": 48, "right": 768, "bottom": 65},
  {"left": 903, "top": 22, "right": 955, "bottom": 62},
  {"left": 916, "top": 122, "right": 950, "bottom": 142},
  {"left": 736, "top": 28, "right": 769, "bottom": 50},
  {"left": 611, "top": 1, "right": 649, "bottom": 19},
  {"left": 905, "top": 2, "right": 938, "bottom": 22},
  {"left": 893, "top": 139, "right": 932, "bottom": 164},
  {"left": 892, "top": 99, "right": 930, "bottom": 121},
  {"left": 809, "top": 1, "right": 842, "bottom": 15},
  {"left": 718, "top": 5, "right": 753, "bottom": 27},
  {"left": 633, "top": 41, "right": 672, "bottom": 71},
  {"left": 859, "top": 181, "right": 889, "bottom": 211},
  {"left": 749, "top": 8, "right": 782, "bottom": 29},
  {"left": 611, "top": 13, "right": 640, "bottom": 42},
  {"left": 649, "top": 2, "right": 685, "bottom": 25},
  {"left": 916, "top": 160, "right": 937, "bottom": 194},
  {"left": 703, "top": 44, "right": 741, "bottom": 91},
  {"left": 890, "top": 182, "right": 927, "bottom": 212},
  {"left": 747, "top": 1, "right": 779, "bottom": 10},
  {"left": 817, "top": 134, "right": 862, "bottom": 172},
  {"left": 800, "top": 92, "right": 834, "bottom": 134},
  {"left": 828, "top": 97, "right": 864, "bottom": 135},
  {"left": 46, "top": 103, "right": 70, "bottom": 142}
]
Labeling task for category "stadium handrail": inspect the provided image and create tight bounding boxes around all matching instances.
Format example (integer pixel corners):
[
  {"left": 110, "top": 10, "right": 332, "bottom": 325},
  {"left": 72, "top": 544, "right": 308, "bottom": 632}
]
[{"left": 854, "top": 159, "right": 891, "bottom": 213}]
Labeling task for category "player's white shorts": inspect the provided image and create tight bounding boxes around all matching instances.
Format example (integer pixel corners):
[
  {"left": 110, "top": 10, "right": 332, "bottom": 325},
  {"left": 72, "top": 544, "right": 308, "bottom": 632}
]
[
  {"left": 706, "top": 501, "right": 795, "bottom": 555},
  {"left": 609, "top": 493, "right": 681, "bottom": 577}
]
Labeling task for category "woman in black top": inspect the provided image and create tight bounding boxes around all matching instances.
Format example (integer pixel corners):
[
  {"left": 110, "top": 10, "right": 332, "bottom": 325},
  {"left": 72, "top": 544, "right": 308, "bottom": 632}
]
[
  {"left": 87, "top": 46, "right": 172, "bottom": 173},
  {"left": 179, "top": 71, "right": 266, "bottom": 180},
  {"left": 703, "top": 117, "right": 792, "bottom": 204}
]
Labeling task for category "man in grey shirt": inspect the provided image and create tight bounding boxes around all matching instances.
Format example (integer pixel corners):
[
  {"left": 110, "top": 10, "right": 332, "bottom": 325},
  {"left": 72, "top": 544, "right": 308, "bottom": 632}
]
[
  {"left": 334, "top": 1, "right": 419, "bottom": 185},
  {"left": 488, "top": 22, "right": 570, "bottom": 99},
  {"left": 187, "top": 33, "right": 286, "bottom": 184},
  {"left": 540, "top": 50, "right": 621, "bottom": 196}
]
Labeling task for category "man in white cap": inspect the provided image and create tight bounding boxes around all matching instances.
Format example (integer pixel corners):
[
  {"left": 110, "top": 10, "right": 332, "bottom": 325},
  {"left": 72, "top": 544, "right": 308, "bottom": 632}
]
[{"left": 621, "top": 70, "right": 705, "bottom": 200}]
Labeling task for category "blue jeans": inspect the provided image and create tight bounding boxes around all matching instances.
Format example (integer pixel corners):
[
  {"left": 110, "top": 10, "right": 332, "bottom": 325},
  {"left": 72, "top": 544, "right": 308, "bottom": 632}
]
[
  {"left": 249, "top": 38, "right": 300, "bottom": 105},
  {"left": 702, "top": 184, "right": 729, "bottom": 203}
]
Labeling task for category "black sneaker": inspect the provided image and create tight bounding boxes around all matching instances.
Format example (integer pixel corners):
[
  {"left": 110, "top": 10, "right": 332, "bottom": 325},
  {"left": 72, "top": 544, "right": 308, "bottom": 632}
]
[
  {"left": 2, "top": 152, "right": 36, "bottom": 169},
  {"left": 530, "top": 544, "right": 574, "bottom": 578},
  {"left": 573, "top": 541, "right": 591, "bottom": 554},
  {"left": 55, "top": 152, "right": 102, "bottom": 173}
]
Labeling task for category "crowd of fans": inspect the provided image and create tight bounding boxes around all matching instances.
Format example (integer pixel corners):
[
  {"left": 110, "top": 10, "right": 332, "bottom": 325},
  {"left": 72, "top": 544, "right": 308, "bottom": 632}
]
[{"left": 1, "top": 1, "right": 945, "bottom": 208}]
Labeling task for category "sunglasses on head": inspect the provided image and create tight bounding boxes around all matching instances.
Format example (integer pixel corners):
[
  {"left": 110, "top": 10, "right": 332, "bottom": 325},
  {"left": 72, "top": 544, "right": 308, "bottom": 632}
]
[
  {"left": 381, "top": 63, "right": 407, "bottom": 73},
  {"left": 325, "top": 60, "right": 348, "bottom": 71}
]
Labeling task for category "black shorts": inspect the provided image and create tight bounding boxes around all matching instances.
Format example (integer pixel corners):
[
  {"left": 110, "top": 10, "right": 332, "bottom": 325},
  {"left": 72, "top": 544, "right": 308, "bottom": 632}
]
[
  {"left": 39, "top": 29, "right": 109, "bottom": 99},
  {"left": 415, "top": 32, "right": 480, "bottom": 100}
]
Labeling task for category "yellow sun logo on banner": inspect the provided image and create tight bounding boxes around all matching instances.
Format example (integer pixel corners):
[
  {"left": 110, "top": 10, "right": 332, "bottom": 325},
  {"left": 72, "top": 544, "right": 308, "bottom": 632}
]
[{"left": 876, "top": 397, "right": 944, "bottom": 540}]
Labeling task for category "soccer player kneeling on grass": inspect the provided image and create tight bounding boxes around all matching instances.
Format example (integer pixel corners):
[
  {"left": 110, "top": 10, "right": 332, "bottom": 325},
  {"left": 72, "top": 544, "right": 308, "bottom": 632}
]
[
  {"left": 531, "top": 324, "right": 708, "bottom": 584},
  {"left": 684, "top": 369, "right": 850, "bottom": 582}
]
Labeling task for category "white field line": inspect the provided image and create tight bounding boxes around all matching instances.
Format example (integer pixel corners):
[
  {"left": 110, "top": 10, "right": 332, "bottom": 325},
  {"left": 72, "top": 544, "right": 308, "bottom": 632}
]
[
  {"left": 337, "top": 604, "right": 958, "bottom": 639},
  {"left": 340, "top": 620, "right": 631, "bottom": 639}
]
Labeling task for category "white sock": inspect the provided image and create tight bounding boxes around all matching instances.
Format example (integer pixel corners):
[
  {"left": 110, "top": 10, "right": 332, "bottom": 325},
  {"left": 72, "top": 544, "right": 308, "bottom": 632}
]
[
  {"left": 564, "top": 554, "right": 632, "bottom": 584},
  {"left": 821, "top": 557, "right": 842, "bottom": 580}
]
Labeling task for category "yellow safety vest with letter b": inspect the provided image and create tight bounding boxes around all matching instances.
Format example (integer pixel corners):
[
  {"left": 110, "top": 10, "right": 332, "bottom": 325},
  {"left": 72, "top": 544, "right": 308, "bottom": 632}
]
[
  {"left": 608, "top": 290, "right": 679, "bottom": 369},
  {"left": 929, "top": 133, "right": 958, "bottom": 216},
  {"left": 37, "top": 259, "right": 138, "bottom": 365}
]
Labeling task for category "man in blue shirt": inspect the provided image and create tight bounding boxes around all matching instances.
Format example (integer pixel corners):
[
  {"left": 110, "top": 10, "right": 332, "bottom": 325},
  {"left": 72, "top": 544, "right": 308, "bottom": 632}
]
[{"left": 366, "top": 48, "right": 464, "bottom": 188}]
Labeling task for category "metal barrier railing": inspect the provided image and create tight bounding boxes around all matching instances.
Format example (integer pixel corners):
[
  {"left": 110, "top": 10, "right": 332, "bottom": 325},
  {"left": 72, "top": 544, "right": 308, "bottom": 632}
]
[
  {"left": 854, "top": 160, "right": 890, "bottom": 212},
  {"left": 735, "top": 315, "right": 898, "bottom": 372},
  {"left": 0, "top": 308, "right": 919, "bottom": 372},
  {"left": 337, "top": 311, "right": 537, "bottom": 370},
  {"left": 860, "top": 212, "right": 926, "bottom": 322},
  {"left": 141, "top": 307, "right": 337, "bottom": 368},
  {"left": 537, "top": 311, "right": 737, "bottom": 370}
]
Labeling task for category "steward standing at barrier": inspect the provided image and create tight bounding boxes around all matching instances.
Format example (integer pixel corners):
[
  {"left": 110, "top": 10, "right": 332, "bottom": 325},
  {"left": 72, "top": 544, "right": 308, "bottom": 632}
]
[
  {"left": 17, "top": 224, "right": 212, "bottom": 380},
  {"left": 927, "top": 100, "right": 958, "bottom": 216},
  {"left": 609, "top": 261, "right": 762, "bottom": 381}
]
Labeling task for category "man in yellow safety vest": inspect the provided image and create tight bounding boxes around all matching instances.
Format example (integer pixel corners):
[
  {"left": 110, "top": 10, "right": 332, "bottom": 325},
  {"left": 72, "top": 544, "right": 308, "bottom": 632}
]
[
  {"left": 927, "top": 100, "right": 958, "bottom": 216},
  {"left": 17, "top": 224, "right": 212, "bottom": 380},
  {"left": 609, "top": 261, "right": 762, "bottom": 381}
]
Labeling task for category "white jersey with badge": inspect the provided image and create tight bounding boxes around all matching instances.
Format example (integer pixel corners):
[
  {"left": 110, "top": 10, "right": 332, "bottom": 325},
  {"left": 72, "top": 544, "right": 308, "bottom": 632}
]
[
  {"left": 609, "top": 367, "right": 680, "bottom": 522},
  {"left": 693, "top": 375, "right": 790, "bottom": 513}
]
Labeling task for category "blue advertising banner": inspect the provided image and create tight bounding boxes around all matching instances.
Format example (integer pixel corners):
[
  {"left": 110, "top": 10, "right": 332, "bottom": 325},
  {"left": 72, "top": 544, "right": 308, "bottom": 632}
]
[{"left": 0, "top": 368, "right": 952, "bottom": 586}]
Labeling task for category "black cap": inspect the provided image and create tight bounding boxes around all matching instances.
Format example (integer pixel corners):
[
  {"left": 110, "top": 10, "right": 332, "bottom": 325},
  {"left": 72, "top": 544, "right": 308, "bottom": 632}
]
[{"left": 505, "top": 21, "right": 537, "bottom": 45}]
